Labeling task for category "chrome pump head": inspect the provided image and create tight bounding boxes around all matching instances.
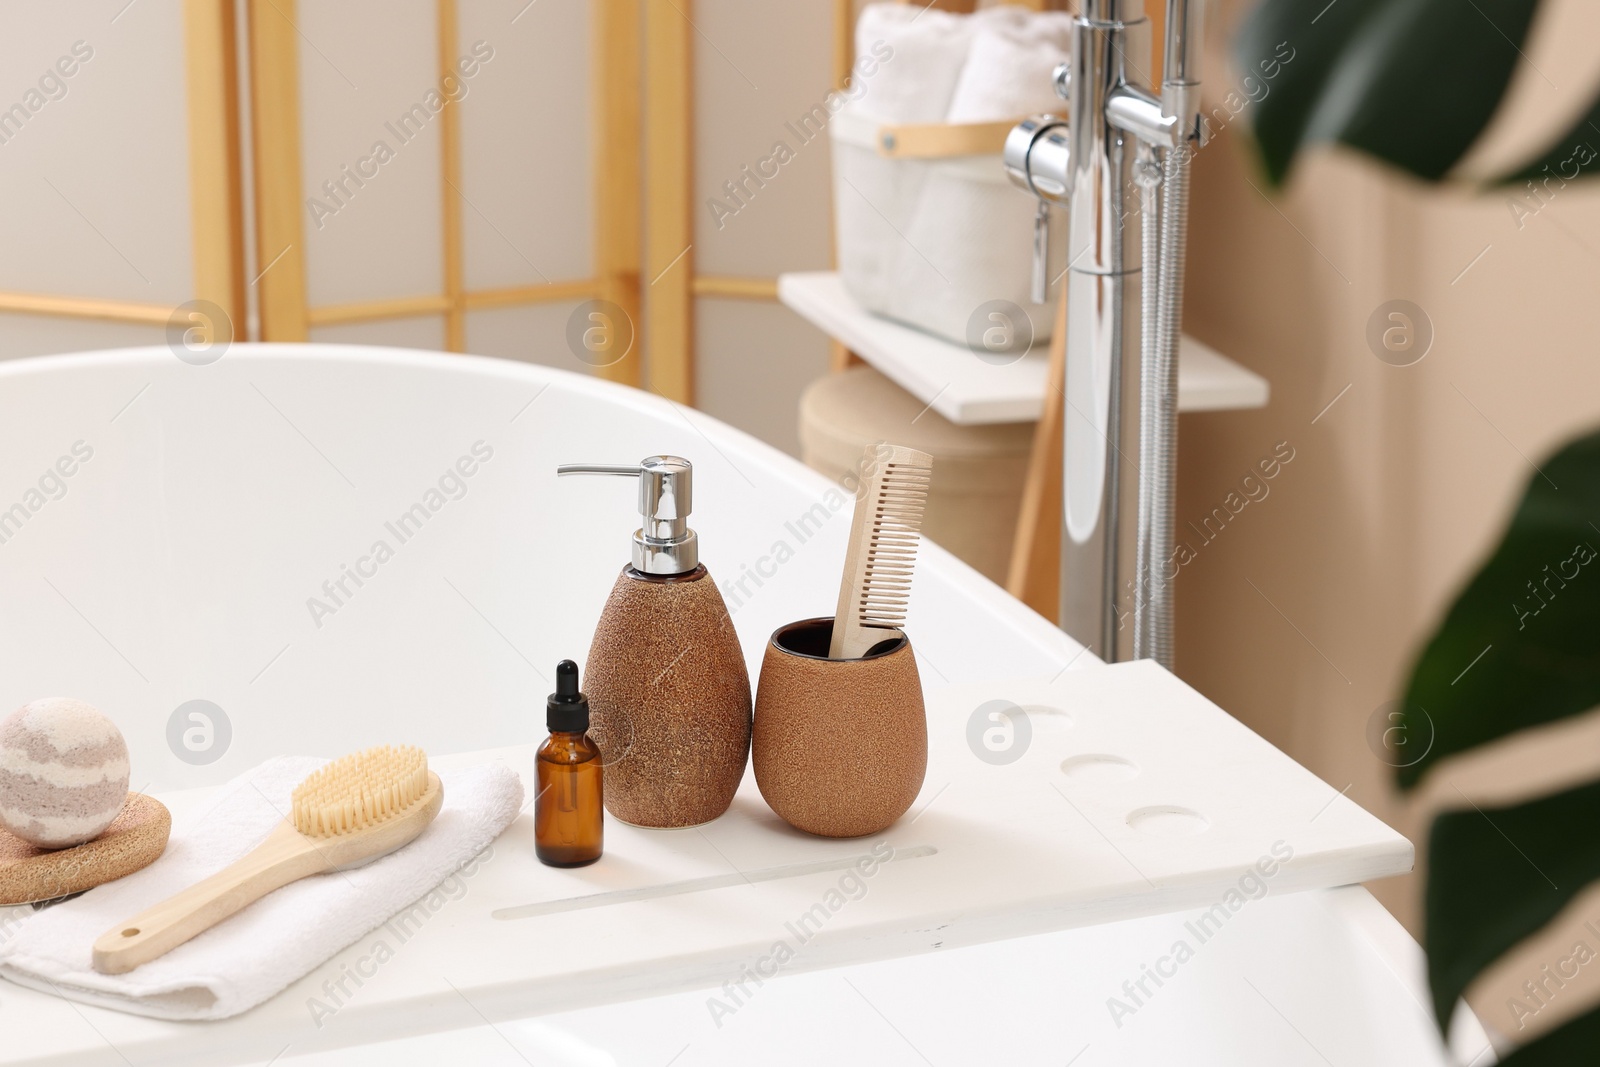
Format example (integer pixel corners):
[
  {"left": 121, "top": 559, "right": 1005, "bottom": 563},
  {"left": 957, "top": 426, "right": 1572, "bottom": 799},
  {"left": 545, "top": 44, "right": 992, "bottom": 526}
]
[{"left": 557, "top": 456, "right": 699, "bottom": 575}]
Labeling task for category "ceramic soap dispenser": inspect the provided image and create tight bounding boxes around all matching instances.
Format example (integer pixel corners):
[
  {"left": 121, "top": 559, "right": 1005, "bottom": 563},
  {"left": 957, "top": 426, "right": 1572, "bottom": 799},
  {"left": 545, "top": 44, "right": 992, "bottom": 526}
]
[{"left": 557, "top": 456, "right": 752, "bottom": 828}]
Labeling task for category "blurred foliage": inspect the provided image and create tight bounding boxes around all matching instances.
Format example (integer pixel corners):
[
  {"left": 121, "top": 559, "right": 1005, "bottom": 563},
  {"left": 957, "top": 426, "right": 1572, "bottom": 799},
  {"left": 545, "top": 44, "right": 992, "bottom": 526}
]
[
  {"left": 1398, "top": 431, "right": 1600, "bottom": 789},
  {"left": 1232, "top": 0, "right": 1595, "bottom": 185},
  {"left": 1394, "top": 429, "right": 1600, "bottom": 1060},
  {"left": 1238, "top": 4, "right": 1600, "bottom": 1059}
]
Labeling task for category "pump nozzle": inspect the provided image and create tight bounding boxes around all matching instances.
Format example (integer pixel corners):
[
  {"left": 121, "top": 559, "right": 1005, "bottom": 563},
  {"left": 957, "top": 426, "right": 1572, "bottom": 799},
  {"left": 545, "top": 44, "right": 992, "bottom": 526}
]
[{"left": 557, "top": 456, "right": 700, "bottom": 575}]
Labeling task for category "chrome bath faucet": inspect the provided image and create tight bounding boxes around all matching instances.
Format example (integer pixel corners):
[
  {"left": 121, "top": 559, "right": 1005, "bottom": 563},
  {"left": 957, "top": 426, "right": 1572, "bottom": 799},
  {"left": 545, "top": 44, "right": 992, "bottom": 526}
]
[{"left": 1004, "top": 0, "right": 1205, "bottom": 669}]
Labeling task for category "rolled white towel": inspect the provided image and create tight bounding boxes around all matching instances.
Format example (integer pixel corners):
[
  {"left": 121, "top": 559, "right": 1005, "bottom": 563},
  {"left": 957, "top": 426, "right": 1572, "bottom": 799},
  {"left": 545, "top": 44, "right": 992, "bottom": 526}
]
[
  {"left": 852, "top": 3, "right": 975, "bottom": 124},
  {"left": 889, "top": 8, "right": 1075, "bottom": 344},
  {"left": 836, "top": 5, "right": 1074, "bottom": 347},
  {"left": 945, "top": 12, "right": 1075, "bottom": 124},
  {"left": 969, "top": 5, "right": 1033, "bottom": 31}
]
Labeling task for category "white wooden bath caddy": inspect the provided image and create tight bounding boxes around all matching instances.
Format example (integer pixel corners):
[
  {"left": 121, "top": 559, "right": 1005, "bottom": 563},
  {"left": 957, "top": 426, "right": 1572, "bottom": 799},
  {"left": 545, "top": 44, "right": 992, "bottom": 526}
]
[{"left": 0, "top": 660, "right": 1410, "bottom": 1066}]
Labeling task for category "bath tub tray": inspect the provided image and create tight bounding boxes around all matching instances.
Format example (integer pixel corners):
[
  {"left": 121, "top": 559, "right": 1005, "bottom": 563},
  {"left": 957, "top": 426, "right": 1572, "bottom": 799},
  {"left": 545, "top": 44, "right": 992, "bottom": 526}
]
[{"left": 0, "top": 660, "right": 1410, "bottom": 1066}]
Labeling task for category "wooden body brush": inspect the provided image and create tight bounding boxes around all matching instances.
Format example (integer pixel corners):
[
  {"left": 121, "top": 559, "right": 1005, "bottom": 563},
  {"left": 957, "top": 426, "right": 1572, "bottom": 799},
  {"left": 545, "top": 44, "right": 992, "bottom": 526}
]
[
  {"left": 829, "top": 444, "right": 933, "bottom": 659},
  {"left": 92, "top": 746, "right": 443, "bottom": 975}
]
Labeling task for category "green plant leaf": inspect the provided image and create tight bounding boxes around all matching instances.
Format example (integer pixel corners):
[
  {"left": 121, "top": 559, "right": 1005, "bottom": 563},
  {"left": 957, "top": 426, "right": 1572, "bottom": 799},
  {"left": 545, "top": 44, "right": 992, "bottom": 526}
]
[
  {"left": 1396, "top": 428, "right": 1600, "bottom": 789},
  {"left": 1236, "top": 0, "right": 1541, "bottom": 184},
  {"left": 1500, "top": 88, "right": 1600, "bottom": 184},
  {"left": 1497, "top": 1004, "right": 1600, "bottom": 1066},
  {"left": 1232, "top": 0, "right": 1380, "bottom": 183},
  {"left": 1426, "top": 778, "right": 1600, "bottom": 1030}
]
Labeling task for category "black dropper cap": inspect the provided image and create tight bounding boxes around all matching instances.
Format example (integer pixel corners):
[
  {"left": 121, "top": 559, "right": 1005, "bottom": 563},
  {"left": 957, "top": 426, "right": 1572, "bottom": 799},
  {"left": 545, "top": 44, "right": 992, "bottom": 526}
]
[{"left": 547, "top": 660, "right": 590, "bottom": 733}]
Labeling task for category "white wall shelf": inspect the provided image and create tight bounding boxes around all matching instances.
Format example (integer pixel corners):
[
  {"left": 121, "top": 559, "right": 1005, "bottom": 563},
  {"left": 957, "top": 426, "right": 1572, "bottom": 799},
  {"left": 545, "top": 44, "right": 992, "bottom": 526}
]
[{"left": 779, "top": 271, "right": 1270, "bottom": 426}]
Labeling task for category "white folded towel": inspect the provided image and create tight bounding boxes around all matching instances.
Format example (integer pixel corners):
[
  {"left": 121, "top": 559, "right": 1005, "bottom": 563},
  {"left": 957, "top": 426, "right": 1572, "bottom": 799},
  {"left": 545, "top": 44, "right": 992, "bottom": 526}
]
[
  {"left": 0, "top": 756, "right": 522, "bottom": 1021},
  {"left": 944, "top": 14, "right": 1076, "bottom": 124},
  {"left": 853, "top": 3, "right": 975, "bottom": 124},
  {"left": 891, "top": 9, "right": 1073, "bottom": 342},
  {"left": 836, "top": 5, "right": 1076, "bottom": 345}
]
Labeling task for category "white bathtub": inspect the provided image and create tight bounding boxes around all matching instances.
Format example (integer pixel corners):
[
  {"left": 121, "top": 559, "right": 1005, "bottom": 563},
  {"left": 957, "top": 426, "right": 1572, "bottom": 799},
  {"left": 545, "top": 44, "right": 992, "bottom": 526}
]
[{"left": 0, "top": 344, "right": 1482, "bottom": 1066}]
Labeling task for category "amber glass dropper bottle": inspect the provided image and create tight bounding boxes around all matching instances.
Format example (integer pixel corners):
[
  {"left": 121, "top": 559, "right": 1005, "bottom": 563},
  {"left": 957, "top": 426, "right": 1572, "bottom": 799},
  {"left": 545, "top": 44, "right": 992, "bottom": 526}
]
[{"left": 535, "top": 660, "right": 603, "bottom": 867}]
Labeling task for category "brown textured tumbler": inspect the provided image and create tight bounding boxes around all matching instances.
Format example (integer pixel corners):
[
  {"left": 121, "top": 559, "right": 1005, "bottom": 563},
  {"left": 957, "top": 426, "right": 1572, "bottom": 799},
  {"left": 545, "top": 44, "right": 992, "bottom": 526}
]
[
  {"left": 584, "top": 565, "right": 752, "bottom": 828},
  {"left": 753, "top": 617, "right": 926, "bottom": 838}
]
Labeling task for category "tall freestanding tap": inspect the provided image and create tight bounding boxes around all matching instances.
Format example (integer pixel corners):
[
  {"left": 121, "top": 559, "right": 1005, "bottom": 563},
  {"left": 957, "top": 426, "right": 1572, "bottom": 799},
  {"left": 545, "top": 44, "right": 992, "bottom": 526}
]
[{"left": 1004, "top": 0, "right": 1204, "bottom": 668}]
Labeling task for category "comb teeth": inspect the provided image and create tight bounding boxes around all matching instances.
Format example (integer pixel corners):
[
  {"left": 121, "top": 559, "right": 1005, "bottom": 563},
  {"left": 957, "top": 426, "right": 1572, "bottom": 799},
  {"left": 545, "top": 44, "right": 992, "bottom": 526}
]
[
  {"left": 857, "top": 461, "right": 930, "bottom": 628},
  {"left": 831, "top": 446, "right": 934, "bottom": 659},
  {"left": 291, "top": 745, "right": 430, "bottom": 838}
]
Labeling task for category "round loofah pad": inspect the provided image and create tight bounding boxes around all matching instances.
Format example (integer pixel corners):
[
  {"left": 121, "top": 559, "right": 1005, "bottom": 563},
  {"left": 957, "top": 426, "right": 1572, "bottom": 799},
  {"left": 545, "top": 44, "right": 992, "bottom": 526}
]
[
  {"left": 0, "top": 698, "right": 131, "bottom": 848},
  {"left": 0, "top": 792, "right": 170, "bottom": 905}
]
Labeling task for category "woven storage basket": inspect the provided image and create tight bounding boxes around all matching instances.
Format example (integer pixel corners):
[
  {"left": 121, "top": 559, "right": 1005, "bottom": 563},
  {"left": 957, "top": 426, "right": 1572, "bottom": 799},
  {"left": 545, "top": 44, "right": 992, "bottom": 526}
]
[{"left": 830, "top": 105, "right": 1062, "bottom": 351}]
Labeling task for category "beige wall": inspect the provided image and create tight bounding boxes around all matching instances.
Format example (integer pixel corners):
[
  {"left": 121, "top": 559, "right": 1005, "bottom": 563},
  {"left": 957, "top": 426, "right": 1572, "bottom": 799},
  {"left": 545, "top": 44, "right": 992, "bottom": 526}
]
[
  {"left": 691, "top": 0, "right": 834, "bottom": 454},
  {"left": 1178, "top": 0, "right": 1600, "bottom": 956},
  {"left": 0, "top": 2, "right": 189, "bottom": 353}
]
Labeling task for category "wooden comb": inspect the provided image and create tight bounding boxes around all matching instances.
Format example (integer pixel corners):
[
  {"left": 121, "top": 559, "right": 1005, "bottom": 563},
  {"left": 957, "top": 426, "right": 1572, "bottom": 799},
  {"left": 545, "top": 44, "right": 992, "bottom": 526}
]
[{"left": 829, "top": 444, "right": 933, "bottom": 659}]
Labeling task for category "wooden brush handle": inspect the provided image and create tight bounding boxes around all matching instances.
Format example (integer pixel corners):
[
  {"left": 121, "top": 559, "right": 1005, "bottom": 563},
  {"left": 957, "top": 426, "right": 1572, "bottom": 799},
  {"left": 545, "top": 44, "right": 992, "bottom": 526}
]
[
  {"left": 92, "top": 821, "right": 328, "bottom": 975},
  {"left": 93, "top": 771, "right": 443, "bottom": 975}
]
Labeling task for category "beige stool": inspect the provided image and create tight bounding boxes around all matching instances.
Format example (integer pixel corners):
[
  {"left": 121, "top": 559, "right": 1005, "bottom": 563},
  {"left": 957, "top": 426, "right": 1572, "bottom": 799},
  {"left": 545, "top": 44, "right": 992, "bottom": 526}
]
[{"left": 799, "top": 366, "right": 1035, "bottom": 583}]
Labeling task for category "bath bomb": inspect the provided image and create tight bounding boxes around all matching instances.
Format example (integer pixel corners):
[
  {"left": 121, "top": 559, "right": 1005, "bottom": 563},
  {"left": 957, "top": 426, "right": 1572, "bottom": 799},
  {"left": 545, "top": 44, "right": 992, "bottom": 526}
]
[{"left": 0, "top": 698, "right": 130, "bottom": 849}]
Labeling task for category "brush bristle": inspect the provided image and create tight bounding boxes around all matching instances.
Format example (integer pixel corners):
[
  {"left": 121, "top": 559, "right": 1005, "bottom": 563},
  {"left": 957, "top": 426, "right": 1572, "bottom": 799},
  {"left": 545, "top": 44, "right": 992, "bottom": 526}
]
[
  {"left": 858, "top": 459, "right": 931, "bottom": 629},
  {"left": 291, "top": 745, "right": 430, "bottom": 838}
]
